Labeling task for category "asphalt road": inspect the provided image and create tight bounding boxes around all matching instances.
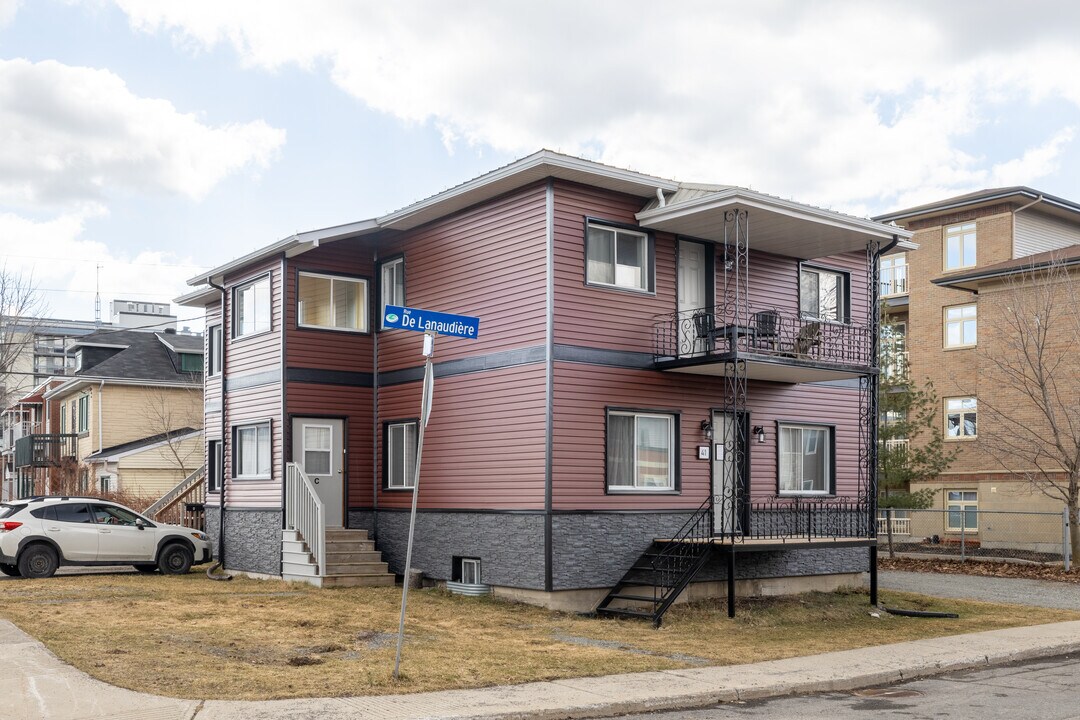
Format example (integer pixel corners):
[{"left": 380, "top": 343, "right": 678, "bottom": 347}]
[
  {"left": 880, "top": 569, "right": 1080, "bottom": 611},
  {"left": 636, "top": 654, "right": 1080, "bottom": 719}
]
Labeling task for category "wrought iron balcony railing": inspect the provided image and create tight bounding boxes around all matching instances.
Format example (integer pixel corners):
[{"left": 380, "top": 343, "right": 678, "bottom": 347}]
[
  {"left": 653, "top": 304, "right": 874, "bottom": 369},
  {"left": 713, "top": 496, "right": 874, "bottom": 541}
]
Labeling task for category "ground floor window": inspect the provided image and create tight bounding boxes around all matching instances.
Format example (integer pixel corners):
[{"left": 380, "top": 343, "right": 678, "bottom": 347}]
[
  {"left": 946, "top": 490, "right": 978, "bottom": 532},
  {"left": 207, "top": 440, "right": 222, "bottom": 492},
  {"left": 234, "top": 422, "right": 271, "bottom": 478},
  {"left": 778, "top": 423, "right": 833, "bottom": 495},
  {"left": 607, "top": 410, "right": 676, "bottom": 491},
  {"left": 385, "top": 420, "right": 418, "bottom": 489},
  {"left": 453, "top": 557, "right": 482, "bottom": 584}
]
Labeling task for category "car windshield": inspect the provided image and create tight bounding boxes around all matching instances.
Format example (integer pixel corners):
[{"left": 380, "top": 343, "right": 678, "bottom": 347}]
[{"left": 0, "top": 503, "right": 25, "bottom": 519}]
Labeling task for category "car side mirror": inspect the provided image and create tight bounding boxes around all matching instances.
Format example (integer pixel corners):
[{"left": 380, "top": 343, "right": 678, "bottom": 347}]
[{"left": 135, "top": 518, "right": 147, "bottom": 530}]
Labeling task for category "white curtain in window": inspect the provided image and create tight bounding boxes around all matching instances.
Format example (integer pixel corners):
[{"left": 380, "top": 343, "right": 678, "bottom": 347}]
[
  {"left": 607, "top": 414, "right": 634, "bottom": 486},
  {"left": 586, "top": 226, "right": 615, "bottom": 284}
]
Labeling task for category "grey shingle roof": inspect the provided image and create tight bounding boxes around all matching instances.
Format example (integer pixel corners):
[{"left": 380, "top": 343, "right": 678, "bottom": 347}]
[{"left": 71, "top": 330, "right": 202, "bottom": 382}]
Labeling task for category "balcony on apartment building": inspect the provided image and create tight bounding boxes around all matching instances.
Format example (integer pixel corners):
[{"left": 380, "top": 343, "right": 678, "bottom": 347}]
[
  {"left": 0, "top": 421, "right": 39, "bottom": 453},
  {"left": 13, "top": 434, "right": 78, "bottom": 468},
  {"left": 880, "top": 258, "right": 908, "bottom": 310},
  {"left": 653, "top": 303, "right": 874, "bottom": 383}
]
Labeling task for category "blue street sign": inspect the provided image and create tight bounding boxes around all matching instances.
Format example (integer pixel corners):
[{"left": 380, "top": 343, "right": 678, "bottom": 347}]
[{"left": 382, "top": 305, "right": 480, "bottom": 339}]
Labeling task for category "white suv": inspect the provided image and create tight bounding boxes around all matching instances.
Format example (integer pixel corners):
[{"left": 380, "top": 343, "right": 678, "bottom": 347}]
[{"left": 0, "top": 497, "right": 212, "bottom": 579}]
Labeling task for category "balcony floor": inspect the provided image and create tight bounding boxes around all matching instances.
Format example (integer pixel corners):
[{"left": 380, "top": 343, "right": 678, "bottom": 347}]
[
  {"left": 655, "top": 536, "right": 877, "bottom": 551},
  {"left": 655, "top": 351, "right": 874, "bottom": 383}
]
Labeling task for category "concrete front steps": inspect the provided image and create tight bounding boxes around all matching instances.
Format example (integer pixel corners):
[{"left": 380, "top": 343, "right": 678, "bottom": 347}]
[{"left": 281, "top": 527, "right": 397, "bottom": 588}]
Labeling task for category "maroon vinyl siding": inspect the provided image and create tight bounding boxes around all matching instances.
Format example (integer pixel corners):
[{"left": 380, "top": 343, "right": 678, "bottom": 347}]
[
  {"left": 222, "top": 258, "right": 284, "bottom": 509},
  {"left": 376, "top": 364, "right": 547, "bottom": 510},
  {"left": 551, "top": 363, "right": 862, "bottom": 511},
  {"left": 285, "top": 237, "right": 376, "bottom": 372},
  {"left": 377, "top": 183, "right": 548, "bottom": 372},
  {"left": 286, "top": 382, "right": 374, "bottom": 508}
]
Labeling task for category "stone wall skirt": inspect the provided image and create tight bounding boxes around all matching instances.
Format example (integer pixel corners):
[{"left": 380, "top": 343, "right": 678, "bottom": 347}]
[{"left": 204, "top": 507, "right": 282, "bottom": 576}]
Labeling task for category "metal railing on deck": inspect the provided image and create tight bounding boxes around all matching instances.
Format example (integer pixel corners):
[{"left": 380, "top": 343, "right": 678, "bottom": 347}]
[
  {"left": 739, "top": 498, "right": 872, "bottom": 541},
  {"left": 653, "top": 304, "right": 873, "bottom": 368},
  {"left": 285, "top": 462, "right": 325, "bottom": 575}
]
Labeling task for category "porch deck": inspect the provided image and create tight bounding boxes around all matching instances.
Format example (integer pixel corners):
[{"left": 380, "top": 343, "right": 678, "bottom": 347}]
[{"left": 655, "top": 535, "right": 877, "bottom": 550}]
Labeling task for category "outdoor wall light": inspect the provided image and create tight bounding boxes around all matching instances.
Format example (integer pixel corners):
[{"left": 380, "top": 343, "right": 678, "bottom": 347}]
[
  {"left": 753, "top": 425, "right": 766, "bottom": 443},
  {"left": 700, "top": 420, "right": 713, "bottom": 440}
]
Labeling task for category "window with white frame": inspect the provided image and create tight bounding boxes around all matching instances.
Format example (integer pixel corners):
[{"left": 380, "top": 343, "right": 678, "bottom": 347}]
[
  {"left": 234, "top": 422, "right": 271, "bottom": 478},
  {"left": 586, "top": 223, "right": 653, "bottom": 292},
  {"left": 945, "top": 222, "right": 977, "bottom": 271},
  {"left": 385, "top": 421, "right": 418, "bottom": 489},
  {"left": 945, "top": 397, "right": 977, "bottom": 438},
  {"left": 77, "top": 394, "right": 89, "bottom": 434},
  {"left": 880, "top": 253, "right": 908, "bottom": 296},
  {"left": 461, "top": 558, "right": 481, "bottom": 584},
  {"left": 208, "top": 325, "right": 222, "bottom": 376},
  {"left": 800, "top": 266, "right": 848, "bottom": 322},
  {"left": 944, "top": 304, "right": 977, "bottom": 348},
  {"left": 207, "top": 440, "right": 222, "bottom": 493},
  {"left": 779, "top": 423, "right": 832, "bottom": 495},
  {"left": 303, "top": 424, "right": 332, "bottom": 475},
  {"left": 298, "top": 271, "right": 367, "bottom": 332},
  {"left": 607, "top": 411, "right": 676, "bottom": 491},
  {"left": 946, "top": 490, "right": 978, "bottom": 532},
  {"left": 234, "top": 275, "right": 271, "bottom": 337},
  {"left": 380, "top": 257, "right": 405, "bottom": 329}
]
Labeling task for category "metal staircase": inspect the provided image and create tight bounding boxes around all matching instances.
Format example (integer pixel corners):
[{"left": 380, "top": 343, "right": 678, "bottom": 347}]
[{"left": 595, "top": 497, "right": 714, "bottom": 627}]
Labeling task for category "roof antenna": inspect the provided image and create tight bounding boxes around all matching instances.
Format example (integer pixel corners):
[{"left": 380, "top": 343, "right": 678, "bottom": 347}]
[{"left": 94, "top": 263, "right": 103, "bottom": 326}]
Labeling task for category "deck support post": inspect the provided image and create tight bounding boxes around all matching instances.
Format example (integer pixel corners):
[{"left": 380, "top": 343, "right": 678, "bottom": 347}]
[
  {"left": 869, "top": 544, "right": 878, "bottom": 606},
  {"left": 726, "top": 548, "right": 736, "bottom": 618}
]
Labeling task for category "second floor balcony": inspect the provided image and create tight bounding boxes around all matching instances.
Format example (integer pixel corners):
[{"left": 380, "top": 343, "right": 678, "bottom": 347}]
[
  {"left": 653, "top": 304, "right": 874, "bottom": 382},
  {"left": 14, "top": 434, "right": 78, "bottom": 469},
  {"left": 880, "top": 263, "right": 908, "bottom": 297}
]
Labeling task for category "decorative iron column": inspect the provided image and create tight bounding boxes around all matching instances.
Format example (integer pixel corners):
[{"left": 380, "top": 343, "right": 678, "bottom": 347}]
[
  {"left": 859, "top": 239, "right": 882, "bottom": 535},
  {"left": 720, "top": 209, "right": 749, "bottom": 538}
]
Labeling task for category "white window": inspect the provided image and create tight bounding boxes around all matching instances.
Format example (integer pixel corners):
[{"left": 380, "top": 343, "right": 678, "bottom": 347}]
[
  {"left": 234, "top": 275, "right": 271, "bottom": 337},
  {"left": 779, "top": 424, "right": 832, "bottom": 495},
  {"left": 800, "top": 267, "right": 847, "bottom": 322},
  {"left": 945, "top": 397, "right": 977, "bottom": 438},
  {"left": 208, "top": 325, "right": 222, "bottom": 376},
  {"left": 461, "top": 558, "right": 481, "bottom": 584},
  {"left": 234, "top": 422, "right": 271, "bottom": 478},
  {"left": 380, "top": 257, "right": 405, "bottom": 329},
  {"left": 303, "top": 425, "right": 332, "bottom": 475},
  {"left": 946, "top": 490, "right": 978, "bottom": 532},
  {"left": 386, "top": 421, "right": 418, "bottom": 489},
  {"left": 586, "top": 223, "right": 652, "bottom": 292},
  {"left": 945, "top": 222, "right": 977, "bottom": 271},
  {"left": 944, "top": 304, "right": 977, "bottom": 348},
  {"left": 298, "top": 272, "right": 367, "bottom": 332},
  {"left": 77, "top": 394, "right": 89, "bottom": 434},
  {"left": 607, "top": 411, "right": 675, "bottom": 491},
  {"left": 880, "top": 253, "right": 908, "bottom": 296}
]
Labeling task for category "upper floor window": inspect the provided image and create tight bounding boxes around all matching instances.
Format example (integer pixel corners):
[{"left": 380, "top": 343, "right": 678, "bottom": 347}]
[
  {"left": 208, "top": 325, "right": 222, "bottom": 377},
  {"left": 77, "top": 394, "right": 89, "bottom": 434},
  {"left": 944, "top": 304, "right": 977, "bottom": 348},
  {"left": 234, "top": 421, "right": 271, "bottom": 478},
  {"left": 586, "top": 223, "right": 654, "bottom": 293},
  {"left": 179, "top": 353, "right": 202, "bottom": 372},
  {"left": 298, "top": 272, "right": 367, "bottom": 332},
  {"left": 800, "top": 266, "right": 848, "bottom": 322},
  {"left": 379, "top": 257, "right": 405, "bottom": 329},
  {"left": 233, "top": 275, "right": 271, "bottom": 338},
  {"left": 945, "top": 397, "right": 977, "bottom": 439},
  {"left": 880, "top": 253, "right": 908, "bottom": 296},
  {"left": 945, "top": 222, "right": 976, "bottom": 271},
  {"left": 607, "top": 410, "right": 676, "bottom": 491},
  {"left": 778, "top": 423, "right": 833, "bottom": 495}
]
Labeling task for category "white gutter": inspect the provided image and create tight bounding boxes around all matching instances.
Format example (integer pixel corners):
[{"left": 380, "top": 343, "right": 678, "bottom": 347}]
[{"left": 43, "top": 376, "right": 200, "bottom": 401}]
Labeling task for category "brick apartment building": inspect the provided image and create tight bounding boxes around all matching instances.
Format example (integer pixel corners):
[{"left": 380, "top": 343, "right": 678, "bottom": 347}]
[{"left": 874, "top": 188, "right": 1080, "bottom": 532}]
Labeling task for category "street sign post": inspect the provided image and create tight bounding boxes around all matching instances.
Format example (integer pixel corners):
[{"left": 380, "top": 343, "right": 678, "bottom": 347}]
[{"left": 390, "top": 306, "right": 480, "bottom": 680}]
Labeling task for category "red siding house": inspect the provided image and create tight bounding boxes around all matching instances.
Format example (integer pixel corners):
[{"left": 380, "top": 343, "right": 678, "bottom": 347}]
[{"left": 178, "top": 152, "right": 913, "bottom": 621}]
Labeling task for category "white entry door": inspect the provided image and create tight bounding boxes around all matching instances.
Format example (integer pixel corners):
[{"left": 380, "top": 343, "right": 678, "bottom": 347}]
[
  {"left": 292, "top": 418, "right": 345, "bottom": 527},
  {"left": 712, "top": 411, "right": 742, "bottom": 536},
  {"left": 678, "top": 240, "right": 708, "bottom": 356}
]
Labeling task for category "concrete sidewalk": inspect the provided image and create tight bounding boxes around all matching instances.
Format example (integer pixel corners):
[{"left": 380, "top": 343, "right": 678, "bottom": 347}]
[{"left": 9, "top": 618, "right": 1080, "bottom": 720}]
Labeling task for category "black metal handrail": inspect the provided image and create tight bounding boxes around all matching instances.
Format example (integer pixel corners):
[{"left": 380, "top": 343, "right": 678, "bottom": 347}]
[
  {"left": 738, "top": 497, "right": 873, "bottom": 541},
  {"left": 651, "top": 496, "right": 713, "bottom": 599},
  {"left": 653, "top": 303, "right": 873, "bottom": 368}
]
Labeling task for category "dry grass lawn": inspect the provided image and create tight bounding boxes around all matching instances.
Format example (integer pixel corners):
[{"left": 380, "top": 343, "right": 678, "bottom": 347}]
[{"left": 1, "top": 571, "right": 1077, "bottom": 700}]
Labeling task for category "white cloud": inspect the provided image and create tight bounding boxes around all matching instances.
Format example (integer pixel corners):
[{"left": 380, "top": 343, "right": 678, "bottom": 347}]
[
  {"left": 0, "top": 58, "right": 286, "bottom": 209},
  {"left": 0, "top": 0, "right": 20, "bottom": 28},
  {"left": 113, "top": 1, "right": 1080, "bottom": 213},
  {"left": 0, "top": 210, "right": 205, "bottom": 327}
]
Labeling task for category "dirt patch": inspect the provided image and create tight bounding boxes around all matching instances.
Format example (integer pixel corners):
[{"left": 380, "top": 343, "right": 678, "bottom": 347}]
[{"left": 881, "top": 556, "right": 1080, "bottom": 583}]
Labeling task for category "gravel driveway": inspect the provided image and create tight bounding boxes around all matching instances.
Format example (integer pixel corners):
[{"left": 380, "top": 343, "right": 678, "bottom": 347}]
[{"left": 881, "top": 570, "right": 1080, "bottom": 611}]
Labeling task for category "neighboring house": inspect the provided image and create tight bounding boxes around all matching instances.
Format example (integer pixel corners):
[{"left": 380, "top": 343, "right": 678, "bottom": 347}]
[
  {"left": 874, "top": 188, "right": 1080, "bottom": 529},
  {"left": 0, "top": 379, "right": 64, "bottom": 501},
  {"left": 179, "top": 151, "right": 911, "bottom": 618},
  {"left": 13, "top": 328, "right": 204, "bottom": 499}
]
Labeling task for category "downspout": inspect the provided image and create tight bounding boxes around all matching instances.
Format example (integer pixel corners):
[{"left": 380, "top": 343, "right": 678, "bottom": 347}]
[
  {"left": 206, "top": 278, "right": 232, "bottom": 581},
  {"left": 98, "top": 380, "right": 104, "bottom": 453}
]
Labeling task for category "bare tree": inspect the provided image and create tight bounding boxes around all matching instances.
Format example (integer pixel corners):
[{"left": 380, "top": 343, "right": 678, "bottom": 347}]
[
  {"left": 138, "top": 380, "right": 204, "bottom": 479},
  {"left": 976, "top": 257, "right": 1080, "bottom": 564},
  {"left": 0, "top": 267, "right": 46, "bottom": 407}
]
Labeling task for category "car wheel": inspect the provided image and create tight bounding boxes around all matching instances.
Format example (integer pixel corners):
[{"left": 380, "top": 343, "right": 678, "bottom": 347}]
[
  {"left": 133, "top": 564, "right": 158, "bottom": 574},
  {"left": 18, "top": 545, "right": 58, "bottom": 579},
  {"left": 158, "top": 543, "right": 193, "bottom": 575},
  {"left": 0, "top": 563, "right": 21, "bottom": 577}
]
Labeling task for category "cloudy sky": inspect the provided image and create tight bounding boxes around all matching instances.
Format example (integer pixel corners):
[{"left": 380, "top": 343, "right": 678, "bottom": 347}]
[{"left": 2, "top": 1, "right": 1079, "bottom": 328}]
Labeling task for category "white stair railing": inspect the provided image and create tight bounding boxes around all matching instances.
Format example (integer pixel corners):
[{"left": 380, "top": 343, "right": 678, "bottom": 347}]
[
  {"left": 286, "top": 462, "right": 325, "bottom": 575},
  {"left": 145, "top": 464, "right": 206, "bottom": 518}
]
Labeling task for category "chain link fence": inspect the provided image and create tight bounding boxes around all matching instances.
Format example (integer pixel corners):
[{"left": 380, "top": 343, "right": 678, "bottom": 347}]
[{"left": 877, "top": 508, "right": 1072, "bottom": 569}]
